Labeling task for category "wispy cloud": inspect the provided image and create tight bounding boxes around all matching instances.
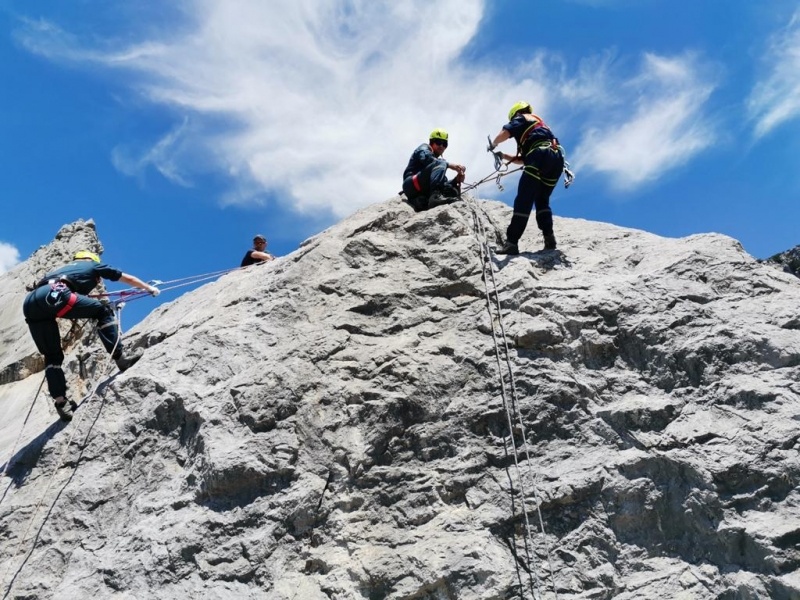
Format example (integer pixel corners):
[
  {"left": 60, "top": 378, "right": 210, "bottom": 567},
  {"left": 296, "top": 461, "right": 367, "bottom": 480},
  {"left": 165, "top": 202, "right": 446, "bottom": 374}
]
[
  {"left": 0, "top": 242, "right": 21, "bottom": 274},
  {"left": 111, "top": 119, "right": 194, "bottom": 186},
  {"left": 15, "top": 1, "right": 506, "bottom": 216},
  {"left": 571, "top": 53, "right": 717, "bottom": 191},
  {"left": 13, "top": 1, "right": 717, "bottom": 212},
  {"left": 748, "top": 12, "right": 800, "bottom": 138}
]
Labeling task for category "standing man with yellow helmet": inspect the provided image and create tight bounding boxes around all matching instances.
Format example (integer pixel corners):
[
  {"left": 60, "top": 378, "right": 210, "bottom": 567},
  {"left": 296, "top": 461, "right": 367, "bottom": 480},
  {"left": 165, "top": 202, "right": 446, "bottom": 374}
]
[
  {"left": 488, "top": 101, "right": 565, "bottom": 253},
  {"left": 23, "top": 250, "right": 159, "bottom": 421},
  {"left": 402, "top": 128, "right": 466, "bottom": 211}
]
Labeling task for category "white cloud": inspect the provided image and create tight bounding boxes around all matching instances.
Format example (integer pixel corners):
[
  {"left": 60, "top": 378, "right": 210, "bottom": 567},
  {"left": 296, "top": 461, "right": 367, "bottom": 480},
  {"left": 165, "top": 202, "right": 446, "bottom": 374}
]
[
  {"left": 14, "top": 1, "right": 718, "bottom": 211},
  {"left": 0, "top": 242, "right": 21, "bottom": 274},
  {"left": 748, "top": 12, "right": 800, "bottom": 138},
  {"left": 571, "top": 53, "right": 716, "bottom": 191},
  {"left": 16, "top": 1, "right": 515, "bottom": 216},
  {"left": 111, "top": 118, "right": 194, "bottom": 186}
]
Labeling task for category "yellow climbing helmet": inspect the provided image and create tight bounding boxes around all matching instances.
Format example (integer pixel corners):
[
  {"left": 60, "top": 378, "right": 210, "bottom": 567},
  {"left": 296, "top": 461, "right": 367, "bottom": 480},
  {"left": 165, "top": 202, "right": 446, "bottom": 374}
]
[
  {"left": 429, "top": 128, "right": 449, "bottom": 142},
  {"left": 74, "top": 250, "right": 101, "bottom": 262},
  {"left": 508, "top": 101, "right": 531, "bottom": 121}
]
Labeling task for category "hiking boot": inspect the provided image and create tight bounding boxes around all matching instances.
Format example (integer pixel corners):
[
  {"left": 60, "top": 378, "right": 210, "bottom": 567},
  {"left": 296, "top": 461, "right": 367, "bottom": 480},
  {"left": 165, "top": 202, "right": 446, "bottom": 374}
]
[
  {"left": 407, "top": 196, "right": 426, "bottom": 212},
  {"left": 496, "top": 240, "right": 519, "bottom": 255},
  {"left": 427, "top": 191, "right": 451, "bottom": 209},
  {"left": 442, "top": 183, "right": 460, "bottom": 198},
  {"left": 54, "top": 398, "right": 78, "bottom": 422},
  {"left": 543, "top": 232, "right": 557, "bottom": 250},
  {"left": 115, "top": 348, "right": 143, "bottom": 372}
]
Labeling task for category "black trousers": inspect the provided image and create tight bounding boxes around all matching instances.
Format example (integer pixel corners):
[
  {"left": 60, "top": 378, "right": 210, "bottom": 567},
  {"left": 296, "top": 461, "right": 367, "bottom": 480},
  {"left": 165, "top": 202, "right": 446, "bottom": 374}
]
[
  {"left": 507, "top": 147, "right": 564, "bottom": 244},
  {"left": 23, "top": 285, "right": 121, "bottom": 399},
  {"left": 402, "top": 159, "right": 450, "bottom": 208}
]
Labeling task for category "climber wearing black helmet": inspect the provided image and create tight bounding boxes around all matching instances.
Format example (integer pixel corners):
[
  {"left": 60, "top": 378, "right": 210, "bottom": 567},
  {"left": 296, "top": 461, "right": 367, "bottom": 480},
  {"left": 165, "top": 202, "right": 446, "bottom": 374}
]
[
  {"left": 23, "top": 251, "right": 159, "bottom": 422},
  {"left": 489, "top": 101, "right": 564, "bottom": 254},
  {"left": 402, "top": 128, "right": 466, "bottom": 212},
  {"left": 241, "top": 234, "right": 275, "bottom": 267}
]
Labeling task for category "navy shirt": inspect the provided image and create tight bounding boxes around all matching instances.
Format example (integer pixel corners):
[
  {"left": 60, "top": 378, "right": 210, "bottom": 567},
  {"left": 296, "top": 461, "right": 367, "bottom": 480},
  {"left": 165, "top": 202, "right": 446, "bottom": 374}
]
[
  {"left": 403, "top": 143, "right": 446, "bottom": 179},
  {"left": 503, "top": 114, "right": 556, "bottom": 154},
  {"left": 241, "top": 250, "right": 267, "bottom": 267},
  {"left": 42, "top": 261, "right": 123, "bottom": 295}
]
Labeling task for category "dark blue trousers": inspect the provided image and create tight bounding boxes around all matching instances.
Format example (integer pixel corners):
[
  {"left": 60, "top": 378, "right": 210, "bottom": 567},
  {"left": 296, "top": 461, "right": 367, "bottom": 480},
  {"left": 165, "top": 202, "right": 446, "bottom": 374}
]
[
  {"left": 23, "top": 285, "right": 121, "bottom": 398},
  {"left": 402, "top": 159, "right": 449, "bottom": 208},
  {"left": 507, "top": 147, "right": 564, "bottom": 244}
]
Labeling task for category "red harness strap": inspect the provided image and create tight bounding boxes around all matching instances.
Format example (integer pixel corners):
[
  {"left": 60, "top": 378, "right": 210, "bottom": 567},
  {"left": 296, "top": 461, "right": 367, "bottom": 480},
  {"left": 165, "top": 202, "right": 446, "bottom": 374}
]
[
  {"left": 56, "top": 293, "right": 78, "bottom": 318},
  {"left": 412, "top": 173, "right": 422, "bottom": 192}
]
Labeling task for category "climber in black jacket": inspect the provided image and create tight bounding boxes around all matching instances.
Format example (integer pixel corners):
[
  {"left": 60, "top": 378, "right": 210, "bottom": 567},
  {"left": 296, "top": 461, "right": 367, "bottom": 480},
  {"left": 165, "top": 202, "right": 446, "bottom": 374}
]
[
  {"left": 402, "top": 128, "right": 466, "bottom": 211},
  {"left": 489, "top": 101, "right": 565, "bottom": 254},
  {"left": 23, "top": 251, "right": 159, "bottom": 421}
]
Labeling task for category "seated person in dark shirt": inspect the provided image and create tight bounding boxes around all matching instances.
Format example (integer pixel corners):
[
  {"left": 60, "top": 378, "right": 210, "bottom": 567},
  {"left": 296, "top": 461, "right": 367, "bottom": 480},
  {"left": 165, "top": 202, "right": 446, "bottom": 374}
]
[
  {"left": 401, "top": 128, "right": 466, "bottom": 212},
  {"left": 241, "top": 234, "right": 275, "bottom": 267}
]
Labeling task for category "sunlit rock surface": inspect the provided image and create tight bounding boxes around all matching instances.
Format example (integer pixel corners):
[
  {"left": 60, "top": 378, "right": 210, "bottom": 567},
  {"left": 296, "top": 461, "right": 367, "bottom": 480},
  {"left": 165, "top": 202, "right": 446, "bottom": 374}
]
[{"left": 1, "top": 201, "right": 799, "bottom": 599}]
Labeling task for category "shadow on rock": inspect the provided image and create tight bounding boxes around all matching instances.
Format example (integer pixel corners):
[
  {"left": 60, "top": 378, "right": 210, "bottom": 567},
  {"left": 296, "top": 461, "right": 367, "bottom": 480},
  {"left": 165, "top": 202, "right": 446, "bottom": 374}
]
[
  {"left": 1, "top": 418, "right": 68, "bottom": 489},
  {"left": 492, "top": 250, "right": 572, "bottom": 272}
]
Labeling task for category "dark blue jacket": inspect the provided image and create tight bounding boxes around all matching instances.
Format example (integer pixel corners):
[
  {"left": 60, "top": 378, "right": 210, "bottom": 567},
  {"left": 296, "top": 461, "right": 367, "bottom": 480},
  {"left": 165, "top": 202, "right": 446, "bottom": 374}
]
[
  {"left": 37, "top": 261, "right": 122, "bottom": 294},
  {"left": 503, "top": 114, "right": 557, "bottom": 155},
  {"left": 403, "top": 144, "right": 446, "bottom": 179}
]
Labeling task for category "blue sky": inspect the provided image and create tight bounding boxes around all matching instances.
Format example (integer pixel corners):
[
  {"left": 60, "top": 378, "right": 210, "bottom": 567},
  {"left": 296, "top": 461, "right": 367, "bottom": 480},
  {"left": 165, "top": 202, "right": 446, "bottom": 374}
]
[{"left": 2, "top": 0, "right": 799, "bottom": 326}]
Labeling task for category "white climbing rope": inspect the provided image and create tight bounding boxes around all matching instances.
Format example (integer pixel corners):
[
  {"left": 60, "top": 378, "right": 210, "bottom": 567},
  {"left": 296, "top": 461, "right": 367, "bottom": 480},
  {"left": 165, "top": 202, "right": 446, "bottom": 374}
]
[
  {"left": 1, "top": 306, "right": 126, "bottom": 599},
  {"left": 463, "top": 194, "right": 560, "bottom": 600}
]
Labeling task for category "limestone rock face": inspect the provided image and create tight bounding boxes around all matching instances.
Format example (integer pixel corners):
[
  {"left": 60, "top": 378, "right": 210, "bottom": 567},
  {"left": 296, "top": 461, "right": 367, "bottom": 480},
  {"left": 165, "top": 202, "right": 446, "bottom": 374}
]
[{"left": 1, "top": 201, "right": 799, "bottom": 600}]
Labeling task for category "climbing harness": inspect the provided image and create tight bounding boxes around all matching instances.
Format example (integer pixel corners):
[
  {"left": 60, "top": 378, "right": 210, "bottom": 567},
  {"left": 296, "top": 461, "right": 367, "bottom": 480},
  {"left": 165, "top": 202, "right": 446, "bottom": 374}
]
[
  {"left": 464, "top": 194, "right": 560, "bottom": 600},
  {"left": 482, "top": 135, "right": 575, "bottom": 193}
]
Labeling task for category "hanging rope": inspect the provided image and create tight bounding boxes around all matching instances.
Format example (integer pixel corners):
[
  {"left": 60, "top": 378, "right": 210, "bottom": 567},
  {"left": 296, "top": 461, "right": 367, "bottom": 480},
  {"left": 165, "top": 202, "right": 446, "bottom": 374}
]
[
  {"left": 89, "top": 263, "right": 261, "bottom": 305},
  {"left": 463, "top": 194, "right": 560, "bottom": 600},
  {"left": 1, "top": 308, "right": 125, "bottom": 599},
  {"left": 0, "top": 376, "right": 46, "bottom": 482},
  {"left": 461, "top": 164, "right": 523, "bottom": 195}
]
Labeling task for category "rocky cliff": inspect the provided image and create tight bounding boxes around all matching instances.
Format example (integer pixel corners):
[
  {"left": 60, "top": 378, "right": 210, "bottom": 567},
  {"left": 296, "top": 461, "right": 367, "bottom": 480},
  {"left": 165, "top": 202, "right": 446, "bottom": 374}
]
[{"left": 1, "top": 200, "right": 799, "bottom": 600}]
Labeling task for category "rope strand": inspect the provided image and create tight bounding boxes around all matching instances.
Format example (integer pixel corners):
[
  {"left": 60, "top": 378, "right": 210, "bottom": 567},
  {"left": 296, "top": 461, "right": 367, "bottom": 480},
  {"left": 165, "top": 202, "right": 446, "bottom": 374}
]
[
  {"left": 91, "top": 265, "right": 250, "bottom": 301},
  {"left": 462, "top": 165, "right": 523, "bottom": 195},
  {"left": 1, "top": 313, "right": 123, "bottom": 598},
  {"left": 464, "top": 194, "right": 559, "bottom": 600}
]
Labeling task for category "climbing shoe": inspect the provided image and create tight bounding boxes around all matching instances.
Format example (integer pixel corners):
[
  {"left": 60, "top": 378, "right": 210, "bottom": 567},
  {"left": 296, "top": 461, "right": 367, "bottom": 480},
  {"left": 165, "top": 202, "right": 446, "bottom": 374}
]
[
  {"left": 427, "top": 192, "right": 450, "bottom": 209},
  {"left": 496, "top": 240, "right": 519, "bottom": 255},
  {"left": 543, "top": 232, "right": 557, "bottom": 250},
  {"left": 54, "top": 398, "right": 78, "bottom": 422},
  {"left": 115, "top": 348, "right": 143, "bottom": 372},
  {"left": 441, "top": 183, "right": 460, "bottom": 198},
  {"left": 410, "top": 195, "right": 429, "bottom": 212}
]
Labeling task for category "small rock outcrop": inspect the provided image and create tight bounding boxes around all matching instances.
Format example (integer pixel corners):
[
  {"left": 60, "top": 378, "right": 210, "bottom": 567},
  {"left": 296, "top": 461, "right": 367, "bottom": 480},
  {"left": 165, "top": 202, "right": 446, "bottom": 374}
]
[
  {"left": 1, "top": 201, "right": 799, "bottom": 599},
  {"left": 764, "top": 244, "right": 800, "bottom": 278}
]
